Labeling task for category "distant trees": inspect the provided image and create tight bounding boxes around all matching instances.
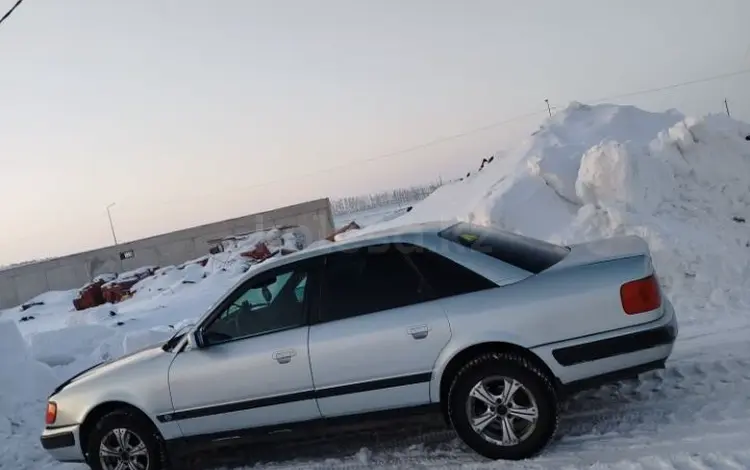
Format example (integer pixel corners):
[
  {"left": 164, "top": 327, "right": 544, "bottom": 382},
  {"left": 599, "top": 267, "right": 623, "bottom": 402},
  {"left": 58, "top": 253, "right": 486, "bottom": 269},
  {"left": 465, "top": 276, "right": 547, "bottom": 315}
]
[{"left": 331, "top": 180, "right": 445, "bottom": 215}]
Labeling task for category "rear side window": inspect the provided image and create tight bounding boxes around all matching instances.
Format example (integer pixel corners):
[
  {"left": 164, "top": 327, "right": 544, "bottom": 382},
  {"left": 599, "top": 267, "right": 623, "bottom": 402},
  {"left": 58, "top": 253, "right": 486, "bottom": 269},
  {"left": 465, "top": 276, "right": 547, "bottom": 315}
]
[
  {"left": 401, "top": 245, "right": 497, "bottom": 298},
  {"left": 319, "top": 245, "right": 428, "bottom": 323},
  {"left": 438, "top": 222, "right": 569, "bottom": 274}
]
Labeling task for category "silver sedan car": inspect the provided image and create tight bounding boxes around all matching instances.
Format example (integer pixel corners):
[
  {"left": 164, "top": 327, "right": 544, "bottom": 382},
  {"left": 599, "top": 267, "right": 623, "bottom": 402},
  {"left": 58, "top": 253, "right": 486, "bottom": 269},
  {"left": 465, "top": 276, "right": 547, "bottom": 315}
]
[{"left": 41, "top": 221, "right": 677, "bottom": 470}]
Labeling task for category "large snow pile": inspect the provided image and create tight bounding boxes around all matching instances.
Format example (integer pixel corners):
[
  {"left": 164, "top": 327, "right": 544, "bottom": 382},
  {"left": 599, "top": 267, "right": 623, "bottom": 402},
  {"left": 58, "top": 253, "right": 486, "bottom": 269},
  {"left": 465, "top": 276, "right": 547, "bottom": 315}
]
[
  {"left": 344, "top": 102, "right": 750, "bottom": 325},
  {"left": 0, "top": 321, "right": 66, "bottom": 469}
]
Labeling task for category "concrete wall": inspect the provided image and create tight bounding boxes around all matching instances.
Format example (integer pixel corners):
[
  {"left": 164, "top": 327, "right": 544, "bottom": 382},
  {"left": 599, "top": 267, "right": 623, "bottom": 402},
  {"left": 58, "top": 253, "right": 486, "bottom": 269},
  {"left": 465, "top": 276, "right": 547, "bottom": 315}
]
[{"left": 0, "top": 198, "right": 334, "bottom": 310}]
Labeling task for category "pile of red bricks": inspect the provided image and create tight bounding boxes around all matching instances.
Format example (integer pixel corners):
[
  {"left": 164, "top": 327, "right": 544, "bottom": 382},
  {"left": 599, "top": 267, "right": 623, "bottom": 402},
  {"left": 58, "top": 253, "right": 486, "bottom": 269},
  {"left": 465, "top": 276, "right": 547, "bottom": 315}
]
[
  {"left": 101, "top": 267, "right": 159, "bottom": 304},
  {"left": 239, "top": 242, "right": 272, "bottom": 261},
  {"left": 72, "top": 267, "right": 159, "bottom": 310},
  {"left": 73, "top": 279, "right": 108, "bottom": 311},
  {"left": 101, "top": 279, "right": 138, "bottom": 304}
]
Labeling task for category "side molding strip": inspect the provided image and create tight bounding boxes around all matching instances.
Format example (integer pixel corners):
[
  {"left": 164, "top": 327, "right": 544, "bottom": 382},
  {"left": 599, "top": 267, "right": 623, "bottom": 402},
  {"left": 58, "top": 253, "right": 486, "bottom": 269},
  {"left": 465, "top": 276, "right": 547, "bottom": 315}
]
[{"left": 157, "top": 372, "right": 432, "bottom": 423}]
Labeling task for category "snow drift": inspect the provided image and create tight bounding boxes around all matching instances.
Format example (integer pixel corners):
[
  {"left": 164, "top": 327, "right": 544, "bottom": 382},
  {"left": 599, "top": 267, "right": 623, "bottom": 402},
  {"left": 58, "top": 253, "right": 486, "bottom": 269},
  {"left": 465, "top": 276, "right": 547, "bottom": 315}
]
[
  {"left": 0, "top": 321, "right": 63, "bottom": 469},
  {"left": 344, "top": 102, "right": 750, "bottom": 325}
]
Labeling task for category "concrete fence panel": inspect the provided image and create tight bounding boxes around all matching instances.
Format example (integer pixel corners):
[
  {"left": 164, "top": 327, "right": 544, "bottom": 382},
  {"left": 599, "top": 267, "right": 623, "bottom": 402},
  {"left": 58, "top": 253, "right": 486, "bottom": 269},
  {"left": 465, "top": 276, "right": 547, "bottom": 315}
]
[{"left": 0, "top": 198, "right": 334, "bottom": 310}]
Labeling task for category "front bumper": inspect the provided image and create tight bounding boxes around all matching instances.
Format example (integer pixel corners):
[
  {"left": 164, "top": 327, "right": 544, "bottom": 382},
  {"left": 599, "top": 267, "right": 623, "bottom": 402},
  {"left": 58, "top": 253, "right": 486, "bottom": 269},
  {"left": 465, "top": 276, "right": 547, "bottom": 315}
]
[{"left": 40, "top": 424, "right": 85, "bottom": 463}]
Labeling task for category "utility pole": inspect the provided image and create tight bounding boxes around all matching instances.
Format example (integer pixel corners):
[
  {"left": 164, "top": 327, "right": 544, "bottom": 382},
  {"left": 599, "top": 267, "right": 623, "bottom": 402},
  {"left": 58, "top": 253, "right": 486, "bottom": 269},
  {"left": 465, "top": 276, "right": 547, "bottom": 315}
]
[
  {"left": 724, "top": 98, "right": 731, "bottom": 117},
  {"left": 106, "top": 203, "right": 118, "bottom": 245},
  {"left": 544, "top": 99, "right": 552, "bottom": 117}
]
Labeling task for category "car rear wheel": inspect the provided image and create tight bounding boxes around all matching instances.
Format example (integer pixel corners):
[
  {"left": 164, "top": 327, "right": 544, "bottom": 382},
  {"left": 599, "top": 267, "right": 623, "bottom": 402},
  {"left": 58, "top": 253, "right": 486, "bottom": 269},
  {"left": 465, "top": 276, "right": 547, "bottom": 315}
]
[
  {"left": 447, "top": 352, "right": 558, "bottom": 460},
  {"left": 86, "top": 410, "right": 163, "bottom": 470}
]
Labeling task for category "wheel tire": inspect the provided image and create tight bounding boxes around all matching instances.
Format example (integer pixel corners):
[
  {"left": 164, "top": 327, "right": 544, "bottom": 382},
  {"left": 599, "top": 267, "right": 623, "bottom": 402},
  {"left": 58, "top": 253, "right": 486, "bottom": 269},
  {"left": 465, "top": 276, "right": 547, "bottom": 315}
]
[
  {"left": 86, "top": 410, "right": 164, "bottom": 470},
  {"left": 447, "top": 352, "right": 558, "bottom": 460}
]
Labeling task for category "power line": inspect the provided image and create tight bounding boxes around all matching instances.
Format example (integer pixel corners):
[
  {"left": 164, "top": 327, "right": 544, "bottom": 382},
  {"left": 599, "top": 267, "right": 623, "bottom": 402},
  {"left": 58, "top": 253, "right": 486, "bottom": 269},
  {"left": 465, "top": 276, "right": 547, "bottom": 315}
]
[
  {"left": 134, "top": 111, "right": 556, "bottom": 212},
  {"left": 585, "top": 68, "right": 750, "bottom": 104},
  {"left": 243, "top": 68, "right": 750, "bottom": 180},
  {"left": 137, "top": 108, "right": 555, "bottom": 213},
  {"left": 309, "top": 67, "right": 750, "bottom": 175},
  {"left": 0, "top": 0, "right": 25, "bottom": 29},
  {"left": 118, "top": 66, "right": 750, "bottom": 211}
]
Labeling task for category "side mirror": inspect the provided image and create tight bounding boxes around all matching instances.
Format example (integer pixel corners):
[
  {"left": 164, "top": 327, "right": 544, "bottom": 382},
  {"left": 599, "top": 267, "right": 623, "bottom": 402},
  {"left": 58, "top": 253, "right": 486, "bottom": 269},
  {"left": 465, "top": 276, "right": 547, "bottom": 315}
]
[{"left": 192, "top": 330, "right": 206, "bottom": 349}]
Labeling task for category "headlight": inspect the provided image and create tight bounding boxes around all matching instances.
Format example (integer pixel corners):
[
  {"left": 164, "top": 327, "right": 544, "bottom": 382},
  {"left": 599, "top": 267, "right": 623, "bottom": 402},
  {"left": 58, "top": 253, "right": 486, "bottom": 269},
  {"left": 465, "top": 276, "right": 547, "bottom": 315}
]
[{"left": 45, "top": 402, "right": 57, "bottom": 426}]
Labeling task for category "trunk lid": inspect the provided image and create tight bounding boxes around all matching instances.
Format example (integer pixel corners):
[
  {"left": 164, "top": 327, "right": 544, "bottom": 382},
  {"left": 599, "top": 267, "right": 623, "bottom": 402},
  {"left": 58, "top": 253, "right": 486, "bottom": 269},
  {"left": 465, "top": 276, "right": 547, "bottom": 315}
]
[
  {"left": 547, "top": 235, "right": 653, "bottom": 273},
  {"left": 536, "top": 235, "right": 666, "bottom": 337}
]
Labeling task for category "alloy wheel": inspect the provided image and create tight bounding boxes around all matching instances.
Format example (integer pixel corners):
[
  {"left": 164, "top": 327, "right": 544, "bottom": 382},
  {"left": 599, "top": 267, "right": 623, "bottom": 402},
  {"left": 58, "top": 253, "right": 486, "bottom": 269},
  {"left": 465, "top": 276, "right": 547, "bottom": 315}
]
[
  {"left": 465, "top": 375, "right": 539, "bottom": 446},
  {"left": 98, "top": 428, "right": 150, "bottom": 470}
]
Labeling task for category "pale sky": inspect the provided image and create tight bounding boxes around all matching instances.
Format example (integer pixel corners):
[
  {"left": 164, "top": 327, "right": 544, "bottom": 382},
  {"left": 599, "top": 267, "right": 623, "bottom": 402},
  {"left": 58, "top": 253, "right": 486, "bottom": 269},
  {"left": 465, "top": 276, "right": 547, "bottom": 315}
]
[{"left": 1, "top": 0, "right": 748, "bottom": 266}]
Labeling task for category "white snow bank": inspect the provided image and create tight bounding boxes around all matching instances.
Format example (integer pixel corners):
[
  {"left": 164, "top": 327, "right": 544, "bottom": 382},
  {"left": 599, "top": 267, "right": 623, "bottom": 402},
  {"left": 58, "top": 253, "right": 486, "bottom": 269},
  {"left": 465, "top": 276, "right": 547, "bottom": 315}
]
[
  {"left": 121, "top": 326, "right": 176, "bottom": 355},
  {"left": 0, "top": 321, "right": 64, "bottom": 470},
  {"left": 344, "top": 102, "right": 750, "bottom": 325},
  {"left": 28, "top": 324, "right": 116, "bottom": 368}
]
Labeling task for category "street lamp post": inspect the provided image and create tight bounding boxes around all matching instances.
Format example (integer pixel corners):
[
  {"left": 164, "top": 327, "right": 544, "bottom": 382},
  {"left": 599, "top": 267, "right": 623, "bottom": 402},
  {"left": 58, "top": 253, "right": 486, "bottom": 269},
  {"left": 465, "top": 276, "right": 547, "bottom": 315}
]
[
  {"left": 106, "top": 202, "right": 124, "bottom": 273},
  {"left": 106, "top": 203, "right": 118, "bottom": 246}
]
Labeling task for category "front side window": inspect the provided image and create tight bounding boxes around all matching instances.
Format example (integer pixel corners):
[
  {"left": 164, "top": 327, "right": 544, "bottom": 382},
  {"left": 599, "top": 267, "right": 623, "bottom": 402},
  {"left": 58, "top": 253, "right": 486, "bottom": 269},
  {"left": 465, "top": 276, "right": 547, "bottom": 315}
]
[
  {"left": 203, "top": 266, "right": 309, "bottom": 343},
  {"left": 319, "top": 244, "right": 431, "bottom": 323}
]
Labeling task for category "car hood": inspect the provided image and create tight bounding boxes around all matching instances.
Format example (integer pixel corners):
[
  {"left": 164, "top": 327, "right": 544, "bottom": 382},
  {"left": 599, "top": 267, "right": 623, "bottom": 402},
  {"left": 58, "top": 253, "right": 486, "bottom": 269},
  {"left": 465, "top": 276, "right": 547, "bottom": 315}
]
[{"left": 53, "top": 344, "right": 167, "bottom": 395}]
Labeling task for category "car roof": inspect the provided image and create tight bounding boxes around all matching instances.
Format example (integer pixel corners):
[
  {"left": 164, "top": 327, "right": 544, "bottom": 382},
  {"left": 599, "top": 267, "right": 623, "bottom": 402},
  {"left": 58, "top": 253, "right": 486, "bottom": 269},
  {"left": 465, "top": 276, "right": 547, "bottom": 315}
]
[{"left": 253, "top": 219, "right": 459, "bottom": 271}]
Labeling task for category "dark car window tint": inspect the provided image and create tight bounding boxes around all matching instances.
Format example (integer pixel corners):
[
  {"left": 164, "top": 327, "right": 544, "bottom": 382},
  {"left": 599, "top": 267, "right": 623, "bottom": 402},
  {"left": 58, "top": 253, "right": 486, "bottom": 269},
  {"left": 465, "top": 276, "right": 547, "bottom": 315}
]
[
  {"left": 438, "top": 222, "right": 569, "bottom": 274},
  {"left": 206, "top": 266, "right": 309, "bottom": 341},
  {"left": 402, "top": 245, "right": 497, "bottom": 298},
  {"left": 320, "top": 244, "right": 429, "bottom": 323}
]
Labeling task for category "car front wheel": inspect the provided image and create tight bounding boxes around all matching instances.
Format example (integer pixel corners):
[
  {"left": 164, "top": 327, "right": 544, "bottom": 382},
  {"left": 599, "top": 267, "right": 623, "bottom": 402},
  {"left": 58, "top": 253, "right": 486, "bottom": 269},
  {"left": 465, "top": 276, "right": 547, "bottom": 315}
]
[
  {"left": 86, "top": 410, "right": 163, "bottom": 470},
  {"left": 447, "top": 352, "right": 558, "bottom": 460}
]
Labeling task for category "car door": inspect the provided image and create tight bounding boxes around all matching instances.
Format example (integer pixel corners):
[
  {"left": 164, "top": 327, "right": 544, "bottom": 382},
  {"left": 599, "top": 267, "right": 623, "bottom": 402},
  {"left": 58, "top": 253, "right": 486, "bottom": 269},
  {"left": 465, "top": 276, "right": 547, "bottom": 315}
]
[
  {"left": 308, "top": 242, "right": 453, "bottom": 417},
  {"left": 165, "top": 259, "right": 322, "bottom": 437}
]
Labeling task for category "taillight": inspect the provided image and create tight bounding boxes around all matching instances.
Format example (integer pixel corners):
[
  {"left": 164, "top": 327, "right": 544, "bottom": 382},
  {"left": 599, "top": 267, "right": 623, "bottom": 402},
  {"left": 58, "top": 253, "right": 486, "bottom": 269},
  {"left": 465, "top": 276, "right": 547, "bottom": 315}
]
[
  {"left": 45, "top": 402, "right": 57, "bottom": 426},
  {"left": 620, "top": 275, "right": 661, "bottom": 315}
]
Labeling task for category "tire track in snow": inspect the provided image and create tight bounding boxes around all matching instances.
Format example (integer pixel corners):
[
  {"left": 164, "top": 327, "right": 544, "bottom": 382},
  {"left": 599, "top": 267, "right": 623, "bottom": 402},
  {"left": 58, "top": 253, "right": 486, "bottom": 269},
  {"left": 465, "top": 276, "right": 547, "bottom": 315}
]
[
  {"left": 560, "top": 355, "right": 750, "bottom": 439},
  {"left": 244, "top": 425, "right": 750, "bottom": 470}
]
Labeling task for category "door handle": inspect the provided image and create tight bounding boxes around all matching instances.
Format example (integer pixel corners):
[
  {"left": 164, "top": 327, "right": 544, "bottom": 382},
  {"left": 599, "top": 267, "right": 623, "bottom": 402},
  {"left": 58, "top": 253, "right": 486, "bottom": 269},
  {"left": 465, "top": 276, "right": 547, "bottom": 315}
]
[
  {"left": 272, "top": 349, "right": 297, "bottom": 364},
  {"left": 407, "top": 325, "right": 430, "bottom": 340}
]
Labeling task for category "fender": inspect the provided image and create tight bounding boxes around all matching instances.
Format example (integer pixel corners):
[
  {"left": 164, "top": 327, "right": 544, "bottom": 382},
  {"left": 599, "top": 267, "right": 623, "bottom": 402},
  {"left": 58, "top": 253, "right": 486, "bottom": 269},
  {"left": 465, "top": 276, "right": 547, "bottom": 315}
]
[
  {"left": 79, "top": 388, "right": 183, "bottom": 440},
  {"left": 429, "top": 330, "right": 532, "bottom": 402}
]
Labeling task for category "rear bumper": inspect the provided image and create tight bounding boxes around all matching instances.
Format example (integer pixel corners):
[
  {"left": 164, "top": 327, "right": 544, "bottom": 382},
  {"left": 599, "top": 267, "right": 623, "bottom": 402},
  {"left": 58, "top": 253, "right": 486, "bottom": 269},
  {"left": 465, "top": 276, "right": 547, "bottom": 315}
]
[
  {"left": 551, "top": 317, "right": 677, "bottom": 366},
  {"left": 40, "top": 424, "right": 85, "bottom": 463},
  {"left": 533, "top": 298, "right": 678, "bottom": 387}
]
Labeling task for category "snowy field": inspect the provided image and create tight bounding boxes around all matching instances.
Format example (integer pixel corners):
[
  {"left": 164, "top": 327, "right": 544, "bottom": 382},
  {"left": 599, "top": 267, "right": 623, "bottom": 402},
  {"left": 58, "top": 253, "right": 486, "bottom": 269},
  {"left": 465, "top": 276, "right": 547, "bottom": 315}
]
[
  {"left": 332, "top": 204, "right": 415, "bottom": 229},
  {"left": 3, "top": 101, "right": 750, "bottom": 470}
]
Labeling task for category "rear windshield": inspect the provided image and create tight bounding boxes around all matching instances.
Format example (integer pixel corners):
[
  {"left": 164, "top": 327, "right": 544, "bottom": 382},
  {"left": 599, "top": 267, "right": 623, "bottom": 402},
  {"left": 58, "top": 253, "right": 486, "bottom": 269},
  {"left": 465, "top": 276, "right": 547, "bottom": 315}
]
[{"left": 438, "top": 222, "right": 569, "bottom": 274}]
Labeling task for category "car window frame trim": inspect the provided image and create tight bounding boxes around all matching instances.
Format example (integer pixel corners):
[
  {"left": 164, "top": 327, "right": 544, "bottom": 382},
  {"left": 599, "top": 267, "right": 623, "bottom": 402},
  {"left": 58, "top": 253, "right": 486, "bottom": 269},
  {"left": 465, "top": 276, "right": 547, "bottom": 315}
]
[
  {"left": 311, "top": 241, "right": 489, "bottom": 326},
  {"left": 195, "top": 256, "right": 324, "bottom": 348}
]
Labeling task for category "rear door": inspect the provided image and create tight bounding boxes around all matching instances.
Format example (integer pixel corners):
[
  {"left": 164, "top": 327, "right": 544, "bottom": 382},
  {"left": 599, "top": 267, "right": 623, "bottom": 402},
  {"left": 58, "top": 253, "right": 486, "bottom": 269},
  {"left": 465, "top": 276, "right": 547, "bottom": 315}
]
[{"left": 308, "top": 243, "right": 459, "bottom": 417}]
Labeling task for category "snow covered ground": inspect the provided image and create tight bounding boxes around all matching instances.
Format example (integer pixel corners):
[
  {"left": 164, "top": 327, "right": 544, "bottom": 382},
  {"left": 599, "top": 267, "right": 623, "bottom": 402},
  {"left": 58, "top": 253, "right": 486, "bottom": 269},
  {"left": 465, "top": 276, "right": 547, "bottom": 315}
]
[
  {"left": 332, "top": 203, "right": 415, "bottom": 229},
  {"left": 3, "top": 101, "right": 750, "bottom": 469}
]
